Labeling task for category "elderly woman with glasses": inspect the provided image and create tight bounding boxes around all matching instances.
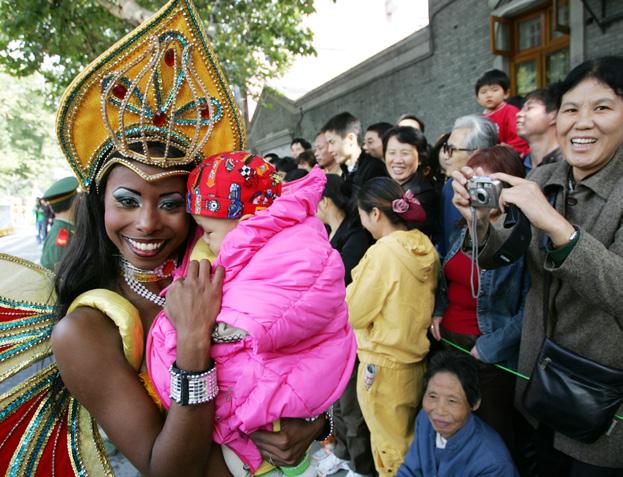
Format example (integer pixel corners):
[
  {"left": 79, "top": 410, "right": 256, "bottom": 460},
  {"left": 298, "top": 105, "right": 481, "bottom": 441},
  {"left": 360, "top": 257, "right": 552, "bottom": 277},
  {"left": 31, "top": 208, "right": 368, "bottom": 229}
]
[{"left": 439, "top": 115, "right": 499, "bottom": 257}]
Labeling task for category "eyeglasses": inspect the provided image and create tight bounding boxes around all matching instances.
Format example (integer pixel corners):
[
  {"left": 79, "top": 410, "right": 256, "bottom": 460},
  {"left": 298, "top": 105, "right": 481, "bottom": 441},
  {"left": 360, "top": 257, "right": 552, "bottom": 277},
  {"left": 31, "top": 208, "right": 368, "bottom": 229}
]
[{"left": 442, "top": 143, "right": 476, "bottom": 158}]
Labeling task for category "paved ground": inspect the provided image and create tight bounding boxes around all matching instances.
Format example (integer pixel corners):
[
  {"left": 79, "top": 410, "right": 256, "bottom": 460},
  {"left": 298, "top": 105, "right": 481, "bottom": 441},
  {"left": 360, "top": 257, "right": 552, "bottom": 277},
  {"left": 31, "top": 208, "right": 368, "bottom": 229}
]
[{"left": 0, "top": 228, "right": 350, "bottom": 477}]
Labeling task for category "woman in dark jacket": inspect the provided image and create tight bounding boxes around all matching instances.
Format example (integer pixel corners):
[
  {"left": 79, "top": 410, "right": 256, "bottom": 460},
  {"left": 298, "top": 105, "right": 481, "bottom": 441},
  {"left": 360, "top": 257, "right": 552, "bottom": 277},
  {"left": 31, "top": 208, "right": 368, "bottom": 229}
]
[
  {"left": 315, "top": 173, "right": 375, "bottom": 476},
  {"left": 383, "top": 126, "right": 439, "bottom": 242},
  {"left": 317, "top": 174, "right": 372, "bottom": 285}
]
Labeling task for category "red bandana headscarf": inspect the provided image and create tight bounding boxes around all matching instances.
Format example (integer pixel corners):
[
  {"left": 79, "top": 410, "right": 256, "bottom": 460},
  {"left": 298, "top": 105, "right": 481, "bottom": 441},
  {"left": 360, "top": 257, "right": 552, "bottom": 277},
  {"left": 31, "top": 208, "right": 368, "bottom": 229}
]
[{"left": 186, "top": 151, "right": 282, "bottom": 219}]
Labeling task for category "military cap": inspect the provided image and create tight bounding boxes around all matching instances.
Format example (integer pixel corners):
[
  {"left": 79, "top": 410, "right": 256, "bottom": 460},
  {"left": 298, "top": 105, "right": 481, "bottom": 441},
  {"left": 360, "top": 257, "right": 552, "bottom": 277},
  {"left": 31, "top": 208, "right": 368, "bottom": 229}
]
[{"left": 41, "top": 176, "right": 80, "bottom": 212}]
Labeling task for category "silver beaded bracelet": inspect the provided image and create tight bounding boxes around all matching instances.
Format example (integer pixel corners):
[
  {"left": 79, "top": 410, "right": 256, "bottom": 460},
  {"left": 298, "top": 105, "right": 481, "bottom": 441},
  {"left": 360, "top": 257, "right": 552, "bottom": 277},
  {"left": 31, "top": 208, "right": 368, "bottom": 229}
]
[
  {"left": 169, "top": 361, "right": 219, "bottom": 406},
  {"left": 310, "top": 405, "right": 334, "bottom": 441}
]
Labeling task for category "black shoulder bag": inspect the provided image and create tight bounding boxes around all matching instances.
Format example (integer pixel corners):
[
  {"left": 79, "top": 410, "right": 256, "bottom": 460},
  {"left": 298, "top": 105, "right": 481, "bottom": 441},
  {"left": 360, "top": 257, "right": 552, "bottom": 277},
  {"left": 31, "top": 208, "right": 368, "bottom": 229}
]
[{"left": 522, "top": 270, "right": 623, "bottom": 443}]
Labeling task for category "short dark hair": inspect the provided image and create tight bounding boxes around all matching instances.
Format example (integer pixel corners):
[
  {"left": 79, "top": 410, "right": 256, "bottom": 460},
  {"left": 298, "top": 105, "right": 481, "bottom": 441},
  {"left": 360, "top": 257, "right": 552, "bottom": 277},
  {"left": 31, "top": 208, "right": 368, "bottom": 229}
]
[
  {"left": 291, "top": 137, "right": 312, "bottom": 150},
  {"left": 357, "top": 177, "right": 407, "bottom": 226},
  {"left": 382, "top": 126, "right": 429, "bottom": 166},
  {"left": 297, "top": 149, "right": 317, "bottom": 168},
  {"left": 424, "top": 351, "right": 481, "bottom": 407},
  {"left": 558, "top": 56, "right": 623, "bottom": 108},
  {"left": 323, "top": 174, "right": 354, "bottom": 219},
  {"left": 397, "top": 114, "right": 426, "bottom": 133},
  {"left": 275, "top": 156, "right": 297, "bottom": 174},
  {"left": 264, "top": 152, "right": 280, "bottom": 165},
  {"left": 475, "top": 69, "right": 510, "bottom": 95},
  {"left": 525, "top": 83, "right": 561, "bottom": 113},
  {"left": 366, "top": 122, "right": 393, "bottom": 139},
  {"left": 284, "top": 168, "right": 308, "bottom": 182},
  {"left": 322, "top": 112, "right": 362, "bottom": 143}
]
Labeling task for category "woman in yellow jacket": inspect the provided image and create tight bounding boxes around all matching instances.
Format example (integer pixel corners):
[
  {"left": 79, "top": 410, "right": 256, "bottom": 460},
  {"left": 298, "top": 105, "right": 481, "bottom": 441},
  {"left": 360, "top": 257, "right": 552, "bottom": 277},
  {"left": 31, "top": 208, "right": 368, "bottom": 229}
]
[{"left": 347, "top": 177, "right": 439, "bottom": 477}]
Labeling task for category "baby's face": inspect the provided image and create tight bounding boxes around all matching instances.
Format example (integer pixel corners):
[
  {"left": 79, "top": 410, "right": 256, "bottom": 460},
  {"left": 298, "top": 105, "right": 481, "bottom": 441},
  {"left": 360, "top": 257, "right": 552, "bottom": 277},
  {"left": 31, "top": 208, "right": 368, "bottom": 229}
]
[{"left": 193, "top": 215, "right": 239, "bottom": 255}]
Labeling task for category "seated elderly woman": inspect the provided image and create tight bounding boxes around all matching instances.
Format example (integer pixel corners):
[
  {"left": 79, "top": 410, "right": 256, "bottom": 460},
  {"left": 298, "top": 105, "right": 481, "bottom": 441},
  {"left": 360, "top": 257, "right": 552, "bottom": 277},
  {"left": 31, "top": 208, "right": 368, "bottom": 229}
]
[{"left": 397, "top": 351, "right": 518, "bottom": 477}]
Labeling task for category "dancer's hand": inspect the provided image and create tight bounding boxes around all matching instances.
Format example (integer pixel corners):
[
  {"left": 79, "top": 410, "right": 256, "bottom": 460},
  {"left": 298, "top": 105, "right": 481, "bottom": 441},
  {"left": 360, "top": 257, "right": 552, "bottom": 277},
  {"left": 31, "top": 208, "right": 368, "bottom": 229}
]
[{"left": 250, "top": 417, "right": 325, "bottom": 467}]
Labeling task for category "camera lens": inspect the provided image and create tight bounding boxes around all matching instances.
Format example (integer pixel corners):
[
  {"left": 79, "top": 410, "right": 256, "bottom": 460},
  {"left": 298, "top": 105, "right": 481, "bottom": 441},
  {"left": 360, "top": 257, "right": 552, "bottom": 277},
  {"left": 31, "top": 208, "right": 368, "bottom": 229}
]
[{"left": 476, "top": 189, "right": 488, "bottom": 204}]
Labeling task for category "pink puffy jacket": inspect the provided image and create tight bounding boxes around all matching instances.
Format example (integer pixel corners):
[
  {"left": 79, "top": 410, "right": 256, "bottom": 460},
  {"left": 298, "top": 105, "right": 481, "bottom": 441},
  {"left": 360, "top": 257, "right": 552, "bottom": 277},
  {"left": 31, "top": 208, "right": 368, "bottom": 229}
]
[{"left": 146, "top": 167, "right": 356, "bottom": 472}]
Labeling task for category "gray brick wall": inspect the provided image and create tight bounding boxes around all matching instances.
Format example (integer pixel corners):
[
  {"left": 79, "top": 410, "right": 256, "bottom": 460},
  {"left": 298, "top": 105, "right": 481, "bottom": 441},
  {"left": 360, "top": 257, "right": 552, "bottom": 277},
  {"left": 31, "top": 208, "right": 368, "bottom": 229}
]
[
  {"left": 295, "top": 0, "right": 496, "bottom": 145},
  {"left": 585, "top": 0, "right": 623, "bottom": 59},
  {"left": 249, "top": 0, "right": 623, "bottom": 153}
]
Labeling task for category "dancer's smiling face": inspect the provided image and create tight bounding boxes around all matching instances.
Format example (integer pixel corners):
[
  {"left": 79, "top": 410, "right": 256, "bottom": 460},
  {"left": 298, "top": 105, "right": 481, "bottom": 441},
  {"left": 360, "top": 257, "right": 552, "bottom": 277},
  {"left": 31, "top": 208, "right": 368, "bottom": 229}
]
[{"left": 104, "top": 162, "right": 189, "bottom": 270}]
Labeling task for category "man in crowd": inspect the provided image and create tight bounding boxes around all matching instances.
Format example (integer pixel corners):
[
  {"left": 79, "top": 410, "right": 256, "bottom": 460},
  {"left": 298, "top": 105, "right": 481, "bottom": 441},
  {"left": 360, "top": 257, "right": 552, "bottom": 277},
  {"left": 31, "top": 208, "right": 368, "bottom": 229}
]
[
  {"left": 323, "top": 112, "right": 387, "bottom": 187},
  {"left": 397, "top": 114, "right": 426, "bottom": 133},
  {"left": 40, "top": 176, "right": 80, "bottom": 271},
  {"left": 290, "top": 137, "right": 311, "bottom": 158},
  {"left": 440, "top": 115, "right": 498, "bottom": 256},
  {"left": 363, "top": 122, "right": 393, "bottom": 161},
  {"left": 516, "top": 85, "right": 562, "bottom": 174},
  {"left": 314, "top": 131, "right": 343, "bottom": 175}
]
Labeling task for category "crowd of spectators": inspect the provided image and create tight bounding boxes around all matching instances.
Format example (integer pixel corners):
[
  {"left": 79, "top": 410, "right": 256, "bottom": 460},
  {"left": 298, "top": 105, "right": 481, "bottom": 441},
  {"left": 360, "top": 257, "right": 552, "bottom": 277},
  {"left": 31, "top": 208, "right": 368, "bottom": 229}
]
[{"left": 259, "top": 56, "right": 623, "bottom": 477}]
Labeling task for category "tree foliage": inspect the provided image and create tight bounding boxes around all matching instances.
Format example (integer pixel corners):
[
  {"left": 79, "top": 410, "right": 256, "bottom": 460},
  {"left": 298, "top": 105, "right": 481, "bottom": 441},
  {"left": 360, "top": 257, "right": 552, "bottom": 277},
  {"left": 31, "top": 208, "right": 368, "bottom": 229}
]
[
  {"left": 0, "top": 71, "right": 68, "bottom": 199},
  {"left": 0, "top": 0, "right": 316, "bottom": 101}
]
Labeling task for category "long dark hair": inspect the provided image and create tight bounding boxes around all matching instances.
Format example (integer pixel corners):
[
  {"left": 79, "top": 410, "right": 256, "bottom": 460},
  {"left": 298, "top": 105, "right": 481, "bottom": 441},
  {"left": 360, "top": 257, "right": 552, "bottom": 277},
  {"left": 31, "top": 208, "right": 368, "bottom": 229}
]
[
  {"left": 54, "top": 178, "right": 118, "bottom": 319},
  {"left": 356, "top": 177, "right": 408, "bottom": 226},
  {"left": 323, "top": 174, "right": 356, "bottom": 221}
]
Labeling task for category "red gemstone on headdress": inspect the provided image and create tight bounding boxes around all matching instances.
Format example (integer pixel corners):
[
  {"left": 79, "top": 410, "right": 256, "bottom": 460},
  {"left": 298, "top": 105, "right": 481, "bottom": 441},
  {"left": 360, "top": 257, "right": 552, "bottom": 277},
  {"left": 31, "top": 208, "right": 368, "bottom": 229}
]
[
  {"left": 200, "top": 105, "right": 210, "bottom": 119},
  {"left": 164, "top": 49, "right": 175, "bottom": 67},
  {"left": 112, "top": 84, "right": 127, "bottom": 99},
  {"left": 153, "top": 112, "right": 167, "bottom": 127}
]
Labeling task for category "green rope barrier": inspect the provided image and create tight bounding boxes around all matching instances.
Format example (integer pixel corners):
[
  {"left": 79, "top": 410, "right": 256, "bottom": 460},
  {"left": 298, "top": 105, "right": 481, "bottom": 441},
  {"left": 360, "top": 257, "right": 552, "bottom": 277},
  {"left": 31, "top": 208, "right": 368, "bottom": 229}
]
[{"left": 439, "top": 337, "right": 623, "bottom": 421}]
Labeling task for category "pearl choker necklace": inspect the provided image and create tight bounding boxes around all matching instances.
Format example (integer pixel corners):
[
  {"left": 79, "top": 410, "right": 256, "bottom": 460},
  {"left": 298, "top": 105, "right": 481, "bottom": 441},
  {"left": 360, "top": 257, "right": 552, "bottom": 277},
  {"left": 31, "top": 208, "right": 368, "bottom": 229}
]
[
  {"left": 120, "top": 257, "right": 176, "bottom": 283},
  {"left": 123, "top": 271, "right": 166, "bottom": 307}
]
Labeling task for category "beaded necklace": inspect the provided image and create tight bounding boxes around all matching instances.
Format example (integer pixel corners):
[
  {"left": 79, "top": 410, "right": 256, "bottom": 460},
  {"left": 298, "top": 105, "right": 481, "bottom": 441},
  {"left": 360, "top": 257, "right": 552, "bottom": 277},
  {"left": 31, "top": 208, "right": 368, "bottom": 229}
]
[{"left": 120, "top": 258, "right": 174, "bottom": 307}]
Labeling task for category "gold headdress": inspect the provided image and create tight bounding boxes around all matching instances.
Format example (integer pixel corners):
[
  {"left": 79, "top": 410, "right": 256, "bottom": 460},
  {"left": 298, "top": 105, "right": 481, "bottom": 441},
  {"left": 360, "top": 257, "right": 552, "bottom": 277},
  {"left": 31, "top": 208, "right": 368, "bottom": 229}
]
[{"left": 56, "top": 0, "right": 246, "bottom": 191}]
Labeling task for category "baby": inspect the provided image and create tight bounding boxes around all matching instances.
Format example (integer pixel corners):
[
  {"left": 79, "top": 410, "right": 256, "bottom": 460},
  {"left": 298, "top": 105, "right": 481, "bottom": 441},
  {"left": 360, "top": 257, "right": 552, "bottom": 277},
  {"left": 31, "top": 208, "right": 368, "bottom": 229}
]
[{"left": 147, "top": 151, "right": 356, "bottom": 476}]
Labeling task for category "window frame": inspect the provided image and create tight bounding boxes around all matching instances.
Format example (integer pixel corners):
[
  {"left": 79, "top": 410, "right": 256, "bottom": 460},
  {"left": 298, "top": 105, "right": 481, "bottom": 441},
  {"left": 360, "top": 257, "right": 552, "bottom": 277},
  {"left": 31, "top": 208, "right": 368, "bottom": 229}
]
[{"left": 490, "top": 2, "right": 570, "bottom": 95}]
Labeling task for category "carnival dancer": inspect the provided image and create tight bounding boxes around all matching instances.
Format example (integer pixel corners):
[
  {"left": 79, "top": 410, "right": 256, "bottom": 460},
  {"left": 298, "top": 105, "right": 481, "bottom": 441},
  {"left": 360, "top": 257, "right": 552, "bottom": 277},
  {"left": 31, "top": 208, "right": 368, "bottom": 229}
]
[
  {"left": 147, "top": 153, "right": 356, "bottom": 476},
  {"left": 0, "top": 1, "right": 327, "bottom": 475}
]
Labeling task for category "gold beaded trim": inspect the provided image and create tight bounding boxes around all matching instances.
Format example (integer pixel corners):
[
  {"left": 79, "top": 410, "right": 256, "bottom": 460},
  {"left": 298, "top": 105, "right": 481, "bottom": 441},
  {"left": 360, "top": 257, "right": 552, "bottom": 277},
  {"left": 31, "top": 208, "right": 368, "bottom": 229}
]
[{"left": 95, "top": 158, "right": 190, "bottom": 191}]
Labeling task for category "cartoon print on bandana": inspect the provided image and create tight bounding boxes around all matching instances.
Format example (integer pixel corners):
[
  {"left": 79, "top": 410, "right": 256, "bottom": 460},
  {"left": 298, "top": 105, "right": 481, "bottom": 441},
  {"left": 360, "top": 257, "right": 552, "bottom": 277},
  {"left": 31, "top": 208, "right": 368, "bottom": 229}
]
[
  {"left": 250, "top": 189, "right": 277, "bottom": 207},
  {"left": 206, "top": 198, "right": 220, "bottom": 213},
  {"left": 225, "top": 157, "right": 236, "bottom": 172},
  {"left": 239, "top": 165, "right": 254, "bottom": 180},
  {"left": 193, "top": 186, "right": 203, "bottom": 215},
  {"left": 227, "top": 183, "right": 243, "bottom": 218},
  {"left": 271, "top": 173, "right": 282, "bottom": 187}
]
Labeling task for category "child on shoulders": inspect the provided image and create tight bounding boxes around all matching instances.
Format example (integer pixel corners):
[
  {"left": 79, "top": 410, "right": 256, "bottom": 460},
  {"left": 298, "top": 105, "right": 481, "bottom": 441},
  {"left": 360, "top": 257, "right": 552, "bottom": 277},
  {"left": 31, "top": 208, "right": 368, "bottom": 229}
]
[{"left": 475, "top": 69, "right": 530, "bottom": 157}]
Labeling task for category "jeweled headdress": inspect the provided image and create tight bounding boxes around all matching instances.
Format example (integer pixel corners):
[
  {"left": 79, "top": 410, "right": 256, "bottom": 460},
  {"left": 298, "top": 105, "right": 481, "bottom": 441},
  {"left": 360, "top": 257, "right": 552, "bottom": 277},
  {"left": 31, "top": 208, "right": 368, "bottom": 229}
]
[{"left": 56, "top": 0, "right": 246, "bottom": 191}]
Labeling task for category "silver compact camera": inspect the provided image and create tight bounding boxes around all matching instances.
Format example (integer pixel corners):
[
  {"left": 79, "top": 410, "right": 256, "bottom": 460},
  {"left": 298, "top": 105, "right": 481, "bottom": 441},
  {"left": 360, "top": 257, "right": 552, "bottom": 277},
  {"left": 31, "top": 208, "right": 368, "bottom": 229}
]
[{"left": 466, "top": 176, "right": 503, "bottom": 208}]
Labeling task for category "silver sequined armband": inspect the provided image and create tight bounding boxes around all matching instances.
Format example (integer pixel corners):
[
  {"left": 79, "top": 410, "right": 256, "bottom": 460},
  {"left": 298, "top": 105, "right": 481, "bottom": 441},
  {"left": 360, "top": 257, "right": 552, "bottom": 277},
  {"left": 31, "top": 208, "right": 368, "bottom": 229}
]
[{"left": 169, "top": 362, "right": 218, "bottom": 406}]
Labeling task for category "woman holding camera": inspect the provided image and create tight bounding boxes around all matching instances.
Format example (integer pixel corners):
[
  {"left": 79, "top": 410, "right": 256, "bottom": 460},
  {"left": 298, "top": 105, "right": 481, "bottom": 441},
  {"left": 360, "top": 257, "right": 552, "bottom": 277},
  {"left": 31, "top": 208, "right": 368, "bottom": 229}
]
[
  {"left": 431, "top": 145, "right": 529, "bottom": 458},
  {"left": 452, "top": 57, "right": 623, "bottom": 475}
]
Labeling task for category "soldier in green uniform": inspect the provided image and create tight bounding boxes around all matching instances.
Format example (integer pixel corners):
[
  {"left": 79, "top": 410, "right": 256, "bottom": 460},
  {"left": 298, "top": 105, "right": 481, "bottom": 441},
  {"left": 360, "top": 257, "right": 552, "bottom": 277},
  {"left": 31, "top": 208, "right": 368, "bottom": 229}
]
[{"left": 40, "top": 176, "right": 80, "bottom": 271}]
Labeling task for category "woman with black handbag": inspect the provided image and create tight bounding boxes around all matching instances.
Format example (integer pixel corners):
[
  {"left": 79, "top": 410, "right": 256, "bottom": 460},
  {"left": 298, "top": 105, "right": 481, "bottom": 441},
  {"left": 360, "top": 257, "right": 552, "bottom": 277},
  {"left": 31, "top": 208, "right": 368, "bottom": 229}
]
[{"left": 451, "top": 56, "right": 623, "bottom": 476}]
